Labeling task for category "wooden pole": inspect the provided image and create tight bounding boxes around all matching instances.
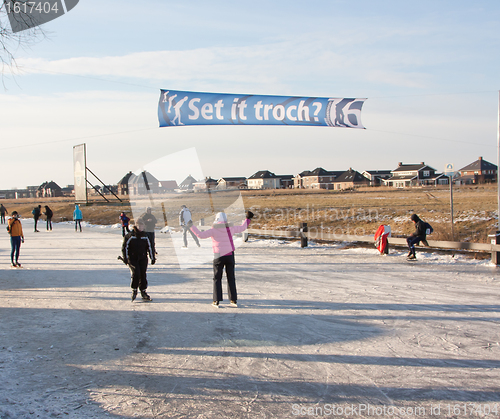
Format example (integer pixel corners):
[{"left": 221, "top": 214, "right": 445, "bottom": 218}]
[{"left": 450, "top": 175, "right": 454, "bottom": 241}]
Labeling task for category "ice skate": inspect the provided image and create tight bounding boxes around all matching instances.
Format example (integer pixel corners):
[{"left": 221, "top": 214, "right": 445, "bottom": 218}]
[
  {"left": 212, "top": 301, "right": 220, "bottom": 308},
  {"left": 230, "top": 301, "right": 238, "bottom": 308},
  {"left": 131, "top": 289, "right": 138, "bottom": 302},
  {"left": 141, "top": 290, "right": 152, "bottom": 301}
]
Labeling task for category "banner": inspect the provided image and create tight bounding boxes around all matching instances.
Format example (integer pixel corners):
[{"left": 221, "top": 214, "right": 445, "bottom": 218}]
[
  {"left": 158, "top": 90, "right": 366, "bottom": 129},
  {"left": 73, "top": 143, "right": 87, "bottom": 204}
]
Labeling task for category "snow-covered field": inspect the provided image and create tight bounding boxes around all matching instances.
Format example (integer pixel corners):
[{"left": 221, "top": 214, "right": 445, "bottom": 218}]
[{"left": 0, "top": 219, "right": 499, "bottom": 418}]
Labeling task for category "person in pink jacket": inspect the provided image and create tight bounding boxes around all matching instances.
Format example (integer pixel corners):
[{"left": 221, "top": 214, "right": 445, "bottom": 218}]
[{"left": 189, "top": 210, "right": 254, "bottom": 307}]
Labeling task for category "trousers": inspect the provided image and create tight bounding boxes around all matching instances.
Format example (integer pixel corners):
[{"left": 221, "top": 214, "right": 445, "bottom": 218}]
[
  {"left": 213, "top": 252, "right": 236, "bottom": 302},
  {"left": 10, "top": 236, "right": 21, "bottom": 263},
  {"left": 182, "top": 225, "right": 199, "bottom": 247},
  {"left": 129, "top": 257, "right": 148, "bottom": 291}
]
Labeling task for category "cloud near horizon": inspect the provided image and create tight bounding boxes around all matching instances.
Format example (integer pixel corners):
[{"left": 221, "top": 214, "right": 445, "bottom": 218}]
[{"left": 15, "top": 35, "right": 432, "bottom": 92}]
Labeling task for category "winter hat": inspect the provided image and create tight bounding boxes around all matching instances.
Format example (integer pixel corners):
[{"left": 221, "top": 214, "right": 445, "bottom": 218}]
[
  {"left": 135, "top": 218, "right": 145, "bottom": 230},
  {"left": 214, "top": 212, "right": 228, "bottom": 223},
  {"left": 410, "top": 214, "right": 420, "bottom": 222}
]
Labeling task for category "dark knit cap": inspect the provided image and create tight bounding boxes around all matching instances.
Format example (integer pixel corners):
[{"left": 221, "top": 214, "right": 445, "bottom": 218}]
[{"left": 410, "top": 214, "right": 420, "bottom": 222}]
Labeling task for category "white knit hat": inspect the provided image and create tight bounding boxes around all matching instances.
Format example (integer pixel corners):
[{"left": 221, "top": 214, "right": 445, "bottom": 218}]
[{"left": 214, "top": 212, "right": 228, "bottom": 223}]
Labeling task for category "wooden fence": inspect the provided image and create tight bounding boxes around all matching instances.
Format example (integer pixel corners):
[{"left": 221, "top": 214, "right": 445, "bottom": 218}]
[{"left": 246, "top": 228, "right": 500, "bottom": 259}]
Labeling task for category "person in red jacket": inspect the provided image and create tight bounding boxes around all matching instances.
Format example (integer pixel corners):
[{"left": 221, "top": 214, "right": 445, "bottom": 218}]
[{"left": 189, "top": 211, "right": 253, "bottom": 307}]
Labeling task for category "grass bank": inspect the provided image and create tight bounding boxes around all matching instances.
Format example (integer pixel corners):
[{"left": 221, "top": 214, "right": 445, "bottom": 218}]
[{"left": 2, "top": 184, "right": 496, "bottom": 243}]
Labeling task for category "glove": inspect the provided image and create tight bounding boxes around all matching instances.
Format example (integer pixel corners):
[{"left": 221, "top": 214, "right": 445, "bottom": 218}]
[
  {"left": 246, "top": 211, "right": 254, "bottom": 219},
  {"left": 187, "top": 220, "right": 193, "bottom": 228},
  {"left": 123, "top": 257, "right": 128, "bottom": 265},
  {"left": 151, "top": 258, "right": 156, "bottom": 265},
  {"left": 21, "top": 238, "right": 24, "bottom": 243}
]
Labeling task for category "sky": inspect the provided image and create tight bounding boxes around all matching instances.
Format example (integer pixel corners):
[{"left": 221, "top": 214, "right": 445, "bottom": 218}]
[{"left": 0, "top": 0, "right": 499, "bottom": 189}]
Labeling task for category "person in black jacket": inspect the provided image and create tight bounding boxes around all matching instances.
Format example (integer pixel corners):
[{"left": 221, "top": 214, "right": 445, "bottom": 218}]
[
  {"left": 139, "top": 207, "right": 157, "bottom": 255},
  {"left": 32, "top": 205, "right": 41, "bottom": 232},
  {"left": 406, "top": 214, "right": 427, "bottom": 259},
  {"left": 0, "top": 204, "right": 8, "bottom": 224},
  {"left": 44, "top": 205, "right": 53, "bottom": 231},
  {"left": 121, "top": 218, "right": 155, "bottom": 301}
]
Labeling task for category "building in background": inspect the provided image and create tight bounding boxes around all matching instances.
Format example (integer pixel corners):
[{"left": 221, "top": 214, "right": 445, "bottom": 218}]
[
  {"left": 217, "top": 177, "right": 247, "bottom": 190},
  {"left": 117, "top": 172, "right": 134, "bottom": 195},
  {"left": 179, "top": 175, "right": 198, "bottom": 191},
  {"left": 384, "top": 162, "right": 448, "bottom": 187},
  {"left": 193, "top": 177, "right": 218, "bottom": 191},
  {"left": 362, "top": 170, "right": 392, "bottom": 186},
  {"left": 293, "top": 168, "right": 344, "bottom": 189},
  {"left": 37, "top": 181, "right": 63, "bottom": 198},
  {"left": 278, "top": 175, "right": 294, "bottom": 189},
  {"left": 456, "top": 157, "right": 497, "bottom": 184},
  {"left": 333, "top": 169, "right": 370, "bottom": 190},
  {"left": 247, "top": 171, "right": 280, "bottom": 189}
]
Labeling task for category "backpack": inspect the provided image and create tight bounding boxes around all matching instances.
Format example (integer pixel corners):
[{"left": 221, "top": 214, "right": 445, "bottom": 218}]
[
  {"left": 423, "top": 222, "right": 433, "bottom": 235},
  {"left": 6, "top": 219, "right": 17, "bottom": 235}
]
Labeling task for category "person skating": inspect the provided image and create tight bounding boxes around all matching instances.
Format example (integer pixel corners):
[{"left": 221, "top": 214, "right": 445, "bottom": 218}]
[
  {"left": 32, "top": 205, "right": 41, "bottom": 232},
  {"left": 139, "top": 207, "right": 157, "bottom": 255},
  {"left": 406, "top": 214, "right": 429, "bottom": 260},
  {"left": 0, "top": 204, "right": 8, "bottom": 224},
  {"left": 7, "top": 211, "right": 24, "bottom": 267},
  {"left": 73, "top": 204, "right": 83, "bottom": 232},
  {"left": 189, "top": 211, "right": 253, "bottom": 307},
  {"left": 121, "top": 218, "right": 155, "bottom": 301},
  {"left": 179, "top": 205, "right": 200, "bottom": 248},
  {"left": 119, "top": 212, "right": 130, "bottom": 237},
  {"left": 44, "top": 205, "right": 53, "bottom": 231}
]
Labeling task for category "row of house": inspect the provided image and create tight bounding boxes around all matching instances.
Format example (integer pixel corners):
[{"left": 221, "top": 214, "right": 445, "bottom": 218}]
[
  {"left": 1, "top": 157, "right": 496, "bottom": 199},
  {"left": 112, "top": 156, "right": 497, "bottom": 194},
  {"left": 0, "top": 181, "right": 73, "bottom": 199},
  {"left": 245, "top": 157, "right": 497, "bottom": 190}
]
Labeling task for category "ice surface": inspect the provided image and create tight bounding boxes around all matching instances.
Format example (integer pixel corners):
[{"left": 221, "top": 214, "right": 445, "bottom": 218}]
[{"left": 0, "top": 219, "right": 499, "bottom": 418}]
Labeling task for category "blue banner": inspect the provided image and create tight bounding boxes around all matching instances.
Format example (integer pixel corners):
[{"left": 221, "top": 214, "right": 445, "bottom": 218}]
[{"left": 158, "top": 90, "right": 366, "bottom": 128}]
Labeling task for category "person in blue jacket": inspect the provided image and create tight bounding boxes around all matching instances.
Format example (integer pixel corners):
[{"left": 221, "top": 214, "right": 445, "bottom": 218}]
[{"left": 73, "top": 204, "right": 83, "bottom": 232}]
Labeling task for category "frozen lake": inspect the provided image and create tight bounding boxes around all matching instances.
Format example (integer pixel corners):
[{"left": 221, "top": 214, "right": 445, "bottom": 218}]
[{"left": 0, "top": 220, "right": 499, "bottom": 418}]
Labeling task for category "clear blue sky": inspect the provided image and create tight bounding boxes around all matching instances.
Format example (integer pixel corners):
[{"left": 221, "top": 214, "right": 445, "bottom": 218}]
[{"left": 0, "top": 0, "right": 499, "bottom": 189}]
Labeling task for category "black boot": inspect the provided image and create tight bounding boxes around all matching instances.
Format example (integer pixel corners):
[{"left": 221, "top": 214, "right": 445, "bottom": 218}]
[
  {"left": 131, "top": 289, "right": 138, "bottom": 302},
  {"left": 141, "top": 290, "right": 152, "bottom": 301}
]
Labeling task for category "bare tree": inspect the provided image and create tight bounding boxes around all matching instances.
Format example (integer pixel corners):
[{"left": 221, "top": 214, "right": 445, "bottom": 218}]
[{"left": 0, "top": 1, "right": 47, "bottom": 72}]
